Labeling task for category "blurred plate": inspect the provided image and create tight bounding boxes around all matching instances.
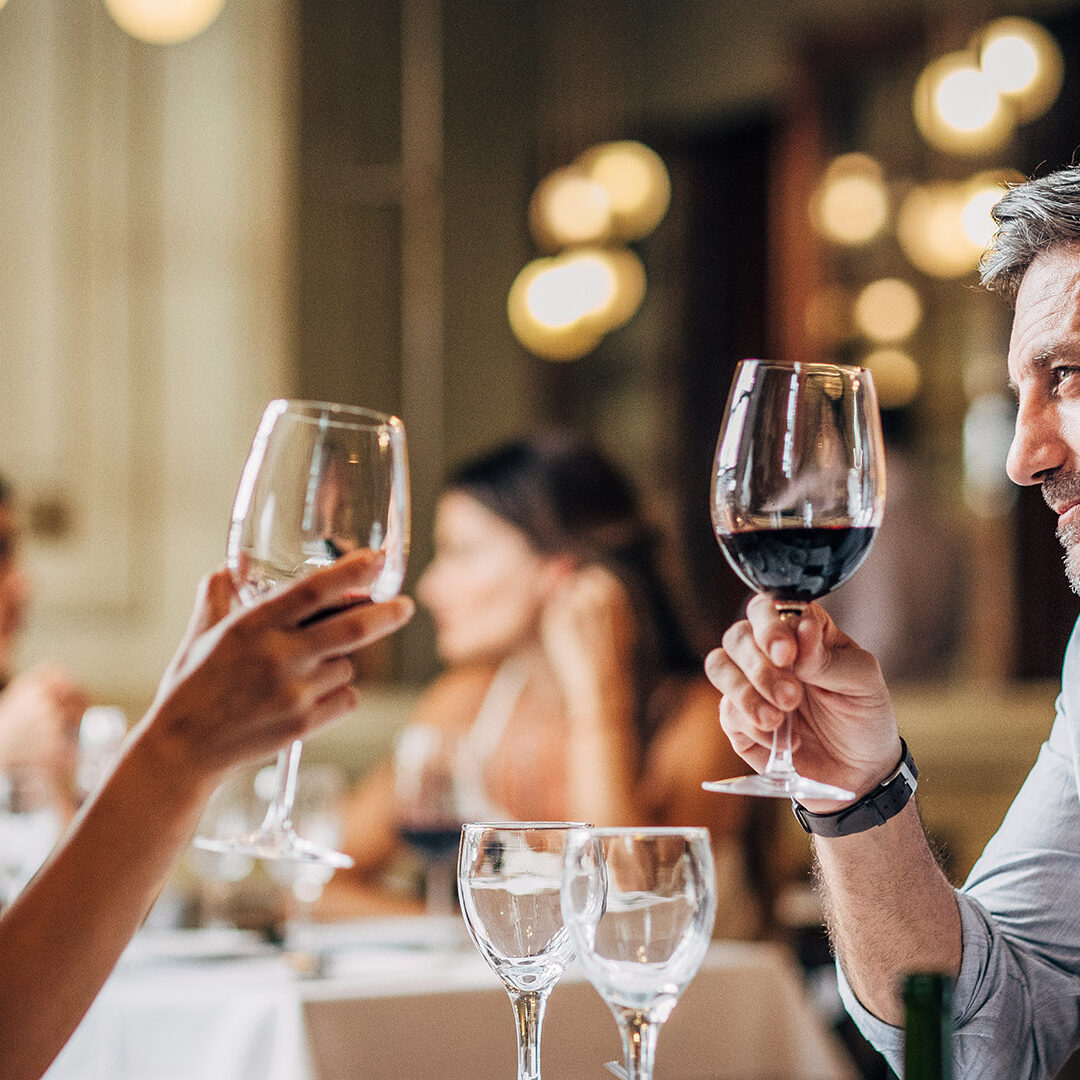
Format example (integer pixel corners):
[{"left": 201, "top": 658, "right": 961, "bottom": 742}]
[{"left": 121, "top": 927, "right": 278, "bottom": 966}]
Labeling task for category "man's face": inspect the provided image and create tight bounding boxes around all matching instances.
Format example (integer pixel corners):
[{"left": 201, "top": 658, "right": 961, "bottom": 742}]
[{"left": 1007, "top": 243, "right": 1080, "bottom": 593}]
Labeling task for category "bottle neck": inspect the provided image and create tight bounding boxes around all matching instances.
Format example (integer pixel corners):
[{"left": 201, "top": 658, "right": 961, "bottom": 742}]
[{"left": 903, "top": 972, "right": 953, "bottom": 1080}]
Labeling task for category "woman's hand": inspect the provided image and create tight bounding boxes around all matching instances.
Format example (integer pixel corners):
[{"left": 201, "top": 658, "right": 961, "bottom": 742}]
[
  {"left": 704, "top": 593, "right": 901, "bottom": 810},
  {"left": 139, "top": 551, "right": 414, "bottom": 794},
  {"left": 540, "top": 563, "right": 639, "bottom": 824},
  {"left": 540, "top": 564, "right": 636, "bottom": 722}
]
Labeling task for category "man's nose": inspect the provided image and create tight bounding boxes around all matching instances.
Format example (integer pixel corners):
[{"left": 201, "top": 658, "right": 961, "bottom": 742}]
[{"left": 1006, "top": 398, "right": 1067, "bottom": 486}]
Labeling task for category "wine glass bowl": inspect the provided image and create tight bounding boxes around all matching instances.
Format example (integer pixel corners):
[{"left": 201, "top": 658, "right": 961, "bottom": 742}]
[
  {"left": 704, "top": 359, "right": 885, "bottom": 802},
  {"left": 560, "top": 827, "right": 716, "bottom": 1080},
  {"left": 228, "top": 399, "right": 409, "bottom": 604},
  {"left": 458, "top": 822, "right": 585, "bottom": 1080},
  {"left": 194, "top": 399, "right": 409, "bottom": 868}
]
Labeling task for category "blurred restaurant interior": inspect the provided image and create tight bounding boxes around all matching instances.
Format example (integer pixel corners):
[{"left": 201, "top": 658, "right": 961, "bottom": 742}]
[{"left": 5, "top": 0, "right": 1080, "bottom": 1073}]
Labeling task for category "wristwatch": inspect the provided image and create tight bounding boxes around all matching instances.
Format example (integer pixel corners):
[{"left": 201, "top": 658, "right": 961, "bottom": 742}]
[{"left": 792, "top": 739, "right": 918, "bottom": 837}]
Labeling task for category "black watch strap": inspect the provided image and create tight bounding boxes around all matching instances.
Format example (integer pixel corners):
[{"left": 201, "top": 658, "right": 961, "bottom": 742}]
[{"left": 792, "top": 739, "right": 918, "bottom": 837}]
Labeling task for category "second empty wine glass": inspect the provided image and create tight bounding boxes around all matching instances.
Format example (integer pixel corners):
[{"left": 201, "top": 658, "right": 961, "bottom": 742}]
[
  {"left": 194, "top": 399, "right": 409, "bottom": 868},
  {"left": 561, "top": 827, "right": 717, "bottom": 1080},
  {"left": 458, "top": 822, "right": 585, "bottom": 1080}
]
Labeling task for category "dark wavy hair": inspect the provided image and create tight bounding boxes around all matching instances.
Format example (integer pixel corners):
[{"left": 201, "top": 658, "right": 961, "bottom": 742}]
[{"left": 446, "top": 429, "right": 702, "bottom": 747}]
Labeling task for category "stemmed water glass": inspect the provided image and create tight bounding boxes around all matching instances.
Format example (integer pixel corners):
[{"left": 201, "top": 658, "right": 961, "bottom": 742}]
[
  {"left": 703, "top": 358, "right": 886, "bottom": 802},
  {"left": 561, "top": 827, "right": 716, "bottom": 1080},
  {"left": 194, "top": 399, "right": 409, "bottom": 868},
  {"left": 457, "top": 822, "right": 586, "bottom": 1080}
]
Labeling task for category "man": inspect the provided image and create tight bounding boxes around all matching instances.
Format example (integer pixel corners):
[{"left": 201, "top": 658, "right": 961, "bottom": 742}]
[
  {"left": 0, "top": 550, "right": 413, "bottom": 1080},
  {"left": 705, "top": 163, "right": 1080, "bottom": 1079},
  {"left": 0, "top": 475, "right": 88, "bottom": 817}
]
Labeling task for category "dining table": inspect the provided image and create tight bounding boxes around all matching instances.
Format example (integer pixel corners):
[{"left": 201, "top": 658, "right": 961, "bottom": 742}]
[{"left": 44, "top": 916, "right": 857, "bottom": 1080}]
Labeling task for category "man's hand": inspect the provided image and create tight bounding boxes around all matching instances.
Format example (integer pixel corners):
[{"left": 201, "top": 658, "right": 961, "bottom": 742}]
[{"left": 704, "top": 594, "right": 901, "bottom": 809}]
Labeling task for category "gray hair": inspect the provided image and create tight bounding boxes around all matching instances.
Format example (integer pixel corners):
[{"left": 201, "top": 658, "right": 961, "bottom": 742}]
[{"left": 980, "top": 164, "right": 1080, "bottom": 302}]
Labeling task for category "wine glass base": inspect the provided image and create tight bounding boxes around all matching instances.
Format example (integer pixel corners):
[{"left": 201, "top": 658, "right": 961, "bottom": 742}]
[
  {"left": 702, "top": 773, "right": 855, "bottom": 803},
  {"left": 193, "top": 830, "right": 355, "bottom": 869}
]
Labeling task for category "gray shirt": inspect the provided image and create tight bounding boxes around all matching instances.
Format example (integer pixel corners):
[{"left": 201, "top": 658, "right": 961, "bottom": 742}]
[{"left": 838, "top": 616, "right": 1080, "bottom": 1080}]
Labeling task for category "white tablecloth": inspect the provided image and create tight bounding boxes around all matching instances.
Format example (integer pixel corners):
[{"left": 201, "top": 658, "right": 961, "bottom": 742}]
[{"left": 45, "top": 919, "right": 855, "bottom": 1080}]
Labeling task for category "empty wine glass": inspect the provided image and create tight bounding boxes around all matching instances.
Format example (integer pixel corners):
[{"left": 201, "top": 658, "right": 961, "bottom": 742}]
[
  {"left": 703, "top": 359, "right": 885, "bottom": 802},
  {"left": 194, "top": 399, "right": 409, "bottom": 868},
  {"left": 458, "top": 822, "right": 586, "bottom": 1080},
  {"left": 561, "top": 827, "right": 716, "bottom": 1080}
]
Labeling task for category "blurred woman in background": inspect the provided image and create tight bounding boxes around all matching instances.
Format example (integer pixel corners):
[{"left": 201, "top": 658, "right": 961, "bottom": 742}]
[{"left": 326, "top": 429, "right": 772, "bottom": 937}]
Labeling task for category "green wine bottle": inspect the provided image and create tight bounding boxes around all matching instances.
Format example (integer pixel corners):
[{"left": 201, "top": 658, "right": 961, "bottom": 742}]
[{"left": 903, "top": 972, "right": 954, "bottom": 1080}]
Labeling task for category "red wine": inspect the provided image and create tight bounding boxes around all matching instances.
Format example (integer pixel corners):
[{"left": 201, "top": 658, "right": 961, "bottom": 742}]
[
  {"left": 718, "top": 525, "right": 876, "bottom": 603},
  {"left": 401, "top": 825, "right": 462, "bottom": 860}
]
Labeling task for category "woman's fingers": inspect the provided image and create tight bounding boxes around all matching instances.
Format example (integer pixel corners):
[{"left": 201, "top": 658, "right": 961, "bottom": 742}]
[
  {"left": 296, "top": 596, "right": 415, "bottom": 661},
  {"left": 259, "top": 550, "right": 388, "bottom": 627}
]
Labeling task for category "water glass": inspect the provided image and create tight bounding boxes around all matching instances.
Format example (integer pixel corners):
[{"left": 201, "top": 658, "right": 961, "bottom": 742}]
[
  {"left": 561, "top": 827, "right": 716, "bottom": 1080},
  {"left": 458, "top": 822, "right": 585, "bottom": 1080}
]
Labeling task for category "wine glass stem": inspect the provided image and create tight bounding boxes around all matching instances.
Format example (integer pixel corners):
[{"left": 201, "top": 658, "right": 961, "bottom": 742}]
[
  {"left": 618, "top": 1012, "right": 660, "bottom": 1080},
  {"left": 259, "top": 739, "right": 303, "bottom": 833},
  {"left": 764, "top": 713, "right": 797, "bottom": 778},
  {"left": 764, "top": 603, "right": 804, "bottom": 781},
  {"left": 507, "top": 987, "right": 548, "bottom": 1080}
]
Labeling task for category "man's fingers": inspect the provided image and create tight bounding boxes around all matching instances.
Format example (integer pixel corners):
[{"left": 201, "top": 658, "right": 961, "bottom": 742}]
[
  {"left": 706, "top": 645, "right": 786, "bottom": 731},
  {"left": 745, "top": 593, "right": 799, "bottom": 667}
]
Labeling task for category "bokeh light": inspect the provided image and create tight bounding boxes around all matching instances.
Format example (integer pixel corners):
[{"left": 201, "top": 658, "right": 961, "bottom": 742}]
[
  {"left": 104, "top": 0, "right": 226, "bottom": 44},
  {"left": 897, "top": 182, "right": 984, "bottom": 279},
  {"left": 810, "top": 154, "right": 889, "bottom": 246},
  {"left": 853, "top": 278, "right": 923, "bottom": 343},
  {"left": 978, "top": 17, "right": 1064, "bottom": 121},
  {"left": 507, "top": 247, "right": 646, "bottom": 361},
  {"left": 913, "top": 51, "right": 1015, "bottom": 155},
  {"left": 960, "top": 169, "right": 1024, "bottom": 250},
  {"left": 578, "top": 141, "right": 671, "bottom": 241},
  {"left": 862, "top": 348, "right": 922, "bottom": 409},
  {"left": 528, "top": 168, "right": 613, "bottom": 252},
  {"left": 963, "top": 393, "right": 1018, "bottom": 516}
]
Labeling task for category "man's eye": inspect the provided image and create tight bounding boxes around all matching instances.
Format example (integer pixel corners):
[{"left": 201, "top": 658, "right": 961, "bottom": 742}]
[{"left": 1052, "top": 366, "right": 1080, "bottom": 388}]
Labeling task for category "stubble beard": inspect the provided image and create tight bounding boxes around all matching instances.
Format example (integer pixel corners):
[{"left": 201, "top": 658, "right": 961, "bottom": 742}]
[{"left": 1045, "top": 473, "right": 1080, "bottom": 595}]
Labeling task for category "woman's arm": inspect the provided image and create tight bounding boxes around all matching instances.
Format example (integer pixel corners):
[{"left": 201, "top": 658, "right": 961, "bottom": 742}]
[
  {"left": 0, "top": 553, "right": 413, "bottom": 1080},
  {"left": 636, "top": 678, "right": 749, "bottom": 837}
]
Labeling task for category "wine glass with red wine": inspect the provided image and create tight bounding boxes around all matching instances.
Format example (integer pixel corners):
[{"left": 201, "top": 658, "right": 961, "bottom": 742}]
[
  {"left": 702, "top": 359, "right": 885, "bottom": 802},
  {"left": 394, "top": 724, "right": 466, "bottom": 914}
]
